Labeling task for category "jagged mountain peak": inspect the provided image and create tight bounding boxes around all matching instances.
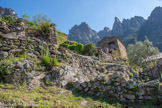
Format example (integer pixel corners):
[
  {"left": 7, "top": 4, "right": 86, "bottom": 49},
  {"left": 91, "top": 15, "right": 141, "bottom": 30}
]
[
  {"left": 114, "top": 17, "right": 121, "bottom": 23},
  {"left": 68, "top": 22, "right": 100, "bottom": 45}
]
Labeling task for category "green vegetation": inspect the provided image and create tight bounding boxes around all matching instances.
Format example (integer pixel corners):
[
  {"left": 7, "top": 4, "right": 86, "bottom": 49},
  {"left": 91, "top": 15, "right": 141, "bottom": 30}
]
[
  {"left": 127, "top": 37, "right": 159, "bottom": 71},
  {"left": 23, "top": 14, "right": 53, "bottom": 37},
  {"left": 0, "top": 84, "right": 119, "bottom": 108},
  {"left": 41, "top": 47, "right": 60, "bottom": 68},
  {"left": 37, "top": 21, "right": 53, "bottom": 37},
  {"left": 0, "top": 15, "right": 16, "bottom": 25},
  {"left": 82, "top": 43, "right": 97, "bottom": 56},
  {"left": 60, "top": 41, "right": 84, "bottom": 54},
  {"left": 60, "top": 41, "right": 98, "bottom": 56},
  {"left": 0, "top": 83, "right": 160, "bottom": 108},
  {"left": 129, "top": 73, "right": 134, "bottom": 78},
  {"left": 56, "top": 31, "right": 67, "bottom": 46},
  {"left": 22, "top": 14, "right": 67, "bottom": 45}
]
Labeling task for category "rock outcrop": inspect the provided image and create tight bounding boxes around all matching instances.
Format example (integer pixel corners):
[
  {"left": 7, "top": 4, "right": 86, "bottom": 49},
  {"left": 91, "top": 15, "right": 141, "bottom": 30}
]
[
  {"left": 68, "top": 22, "right": 100, "bottom": 44},
  {"left": 0, "top": 7, "right": 18, "bottom": 19},
  {"left": 111, "top": 17, "right": 124, "bottom": 37}
]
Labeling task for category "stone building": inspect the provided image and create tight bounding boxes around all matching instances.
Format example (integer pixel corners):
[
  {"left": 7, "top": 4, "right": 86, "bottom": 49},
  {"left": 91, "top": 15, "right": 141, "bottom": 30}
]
[{"left": 97, "top": 36, "right": 127, "bottom": 59}]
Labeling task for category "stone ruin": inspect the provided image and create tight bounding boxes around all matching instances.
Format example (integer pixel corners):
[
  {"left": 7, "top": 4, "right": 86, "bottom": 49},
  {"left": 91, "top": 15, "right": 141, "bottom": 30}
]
[
  {"left": 97, "top": 36, "right": 127, "bottom": 61},
  {"left": 0, "top": 18, "right": 58, "bottom": 45}
]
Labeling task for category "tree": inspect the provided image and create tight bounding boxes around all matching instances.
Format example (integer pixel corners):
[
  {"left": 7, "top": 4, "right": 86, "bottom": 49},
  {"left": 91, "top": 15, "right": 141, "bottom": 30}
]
[
  {"left": 127, "top": 37, "right": 159, "bottom": 70},
  {"left": 32, "top": 14, "right": 52, "bottom": 24},
  {"left": 82, "top": 43, "right": 97, "bottom": 56}
]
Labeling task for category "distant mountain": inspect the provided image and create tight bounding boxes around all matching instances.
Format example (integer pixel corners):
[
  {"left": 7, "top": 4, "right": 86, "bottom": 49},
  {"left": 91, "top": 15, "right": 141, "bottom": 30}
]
[
  {"left": 68, "top": 22, "right": 100, "bottom": 44},
  {"left": 0, "top": 7, "right": 18, "bottom": 18},
  {"left": 138, "top": 6, "right": 162, "bottom": 51},
  {"left": 68, "top": 16, "right": 146, "bottom": 47},
  {"left": 97, "top": 27, "right": 111, "bottom": 39}
]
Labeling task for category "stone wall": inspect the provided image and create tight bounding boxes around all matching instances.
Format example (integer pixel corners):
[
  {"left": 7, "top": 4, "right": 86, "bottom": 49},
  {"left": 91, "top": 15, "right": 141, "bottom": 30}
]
[
  {"left": 0, "top": 18, "right": 25, "bottom": 36},
  {"left": 140, "top": 59, "right": 162, "bottom": 81},
  {"left": 73, "top": 65, "right": 162, "bottom": 102}
]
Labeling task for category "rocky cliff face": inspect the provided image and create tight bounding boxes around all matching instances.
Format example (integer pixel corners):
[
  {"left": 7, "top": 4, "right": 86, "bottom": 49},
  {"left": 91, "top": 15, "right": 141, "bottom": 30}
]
[
  {"left": 138, "top": 7, "right": 162, "bottom": 51},
  {"left": 111, "top": 17, "right": 124, "bottom": 37},
  {"left": 0, "top": 7, "right": 18, "bottom": 18},
  {"left": 68, "top": 22, "right": 100, "bottom": 44}
]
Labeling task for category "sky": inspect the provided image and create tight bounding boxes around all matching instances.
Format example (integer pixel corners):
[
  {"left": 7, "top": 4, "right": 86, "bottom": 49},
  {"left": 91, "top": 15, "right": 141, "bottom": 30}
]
[{"left": 0, "top": 0, "right": 162, "bottom": 34}]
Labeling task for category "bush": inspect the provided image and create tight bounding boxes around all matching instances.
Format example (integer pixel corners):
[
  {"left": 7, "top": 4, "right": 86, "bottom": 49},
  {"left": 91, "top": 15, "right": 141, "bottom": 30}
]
[
  {"left": 37, "top": 21, "right": 53, "bottom": 37},
  {"left": 60, "top": 41, "right": 84, "bottom": 54},
  {"left": 0, "top": 16, "right": 15, "bottom": 25},
  {"left": 82, "top": 43, "right": 97, "bottom": 56}
]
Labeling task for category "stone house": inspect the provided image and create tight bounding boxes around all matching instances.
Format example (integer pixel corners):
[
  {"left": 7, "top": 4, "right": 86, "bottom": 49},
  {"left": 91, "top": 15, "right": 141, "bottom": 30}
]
[{"left": 97, "top": 36, "right": 127, "bottom": 59}]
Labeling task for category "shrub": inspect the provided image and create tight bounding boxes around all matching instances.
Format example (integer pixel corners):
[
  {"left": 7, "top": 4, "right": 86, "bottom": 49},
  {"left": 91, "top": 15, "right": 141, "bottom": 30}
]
[
  {"left": 1, "top": 16, "right": 16, "bottom": 25},
  {"left": 82, "top": 43, "right": 97, "bottom": 56},
  {"left": 60, "top": 43, "right": 69, "bottom": 48},
  {"left": 60, "top": 41, "right": 84, "bottom": 54},
  {"left": 37, "top": 21, "right": 53, "bottom": 37},
  {"left": 129, "top": 73, "right": 134, "bottom": 78},
  {"left": 41, "top": 48, "right": 60, "bottom": 68}
]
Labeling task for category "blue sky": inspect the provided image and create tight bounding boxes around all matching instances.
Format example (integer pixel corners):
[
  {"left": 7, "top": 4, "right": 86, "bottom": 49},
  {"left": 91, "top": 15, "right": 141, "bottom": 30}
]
[{"left": 0, "top": 0, "right": 162, "bottom": 34}]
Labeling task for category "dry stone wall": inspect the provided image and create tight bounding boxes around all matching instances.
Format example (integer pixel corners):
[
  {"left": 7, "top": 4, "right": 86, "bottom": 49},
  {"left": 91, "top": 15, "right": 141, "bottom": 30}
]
[{"left": 73, "top": 65, "right": 162, "bottom": 102}]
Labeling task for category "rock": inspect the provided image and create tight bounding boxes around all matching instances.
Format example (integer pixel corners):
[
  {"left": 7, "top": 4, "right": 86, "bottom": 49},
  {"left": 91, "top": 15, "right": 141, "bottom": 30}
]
[
  {"left": 80, "top": 100, "right": 88, "bottom": 106},
  {"left": 0, "top": 51, "right": 8, "bottom": 58},
  {"left": 82, "top": 82, "right": 87, "bottom": 88},
  {"left": 144, "top": 96, "right": 152, "bottom": 100},
  {"left": 145, "top": 79, "right": 159, "bottom": 87},
  {"left": 125, "top": 94, "right": 135, "bottom": 100}
]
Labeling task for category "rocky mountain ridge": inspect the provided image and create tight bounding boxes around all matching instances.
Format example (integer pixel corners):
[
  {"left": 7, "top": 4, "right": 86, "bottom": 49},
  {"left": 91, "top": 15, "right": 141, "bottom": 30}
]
[{"left": 68, "top": 7, "right": 162, "bottom": 51}]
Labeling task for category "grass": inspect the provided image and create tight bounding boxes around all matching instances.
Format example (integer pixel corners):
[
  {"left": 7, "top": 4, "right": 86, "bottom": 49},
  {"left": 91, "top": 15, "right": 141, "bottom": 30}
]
[
  {"left": 0, "top": 83, "right": 161, "bottom": 108},
  {"left": 0, "top": 84, "right": 118, "bottom": 108}
]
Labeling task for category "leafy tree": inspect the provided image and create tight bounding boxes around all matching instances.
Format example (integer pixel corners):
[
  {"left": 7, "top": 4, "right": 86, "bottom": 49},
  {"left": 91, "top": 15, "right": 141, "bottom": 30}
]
[
  {"left": 127, "top": 37, "right": 159, "bottom": 70},
  {"left": 82, "top": 43, "right": 97, "bottom": 56}
]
